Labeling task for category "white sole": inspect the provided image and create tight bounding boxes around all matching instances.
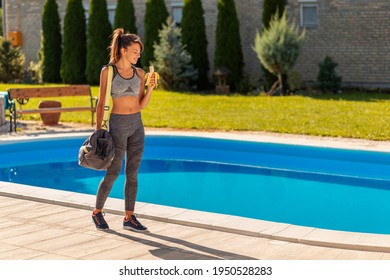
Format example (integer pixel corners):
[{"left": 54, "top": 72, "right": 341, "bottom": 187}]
[{"left": 123, "top": 226, "right": 150, "bottom": 233}]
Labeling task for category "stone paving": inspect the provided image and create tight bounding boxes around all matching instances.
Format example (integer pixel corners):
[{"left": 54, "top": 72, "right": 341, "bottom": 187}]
[{"left": 2, "top": 195, "right": 390, "bottom": 260}]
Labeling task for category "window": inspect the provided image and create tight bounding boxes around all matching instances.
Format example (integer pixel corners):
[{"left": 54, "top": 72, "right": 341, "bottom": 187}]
[
  {"left": 171, "top": 0, "right": 184, "bottom": 25},
  {"left": 107, "top": 4, "right": 116, "bottom": 26},
  {"left": 300, "top": 0, "right": 318, "bottom": 27},
  {"left": 83, "top": 4, "right": 116, "bottom": 26}
]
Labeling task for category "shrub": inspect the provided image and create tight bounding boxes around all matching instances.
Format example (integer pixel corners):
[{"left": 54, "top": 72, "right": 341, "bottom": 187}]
[
  {"left": 0, "top": 39, "right": 25, "bottom": 83},
  {"left": 39, "top": 0, "right": 62, "bottom": 83},
  {"left": 254, "top": 12, "right": 305, "bottom": 95},
  {"left": 152, "top": 18, "right": 197, "bottom": 91},
  {"left": 142, "top": 0, "right": 169, "bottom": 68},
  {"left": 316, "top": 56, "right": 342, "bottom": 93},
  {"left": 181, "top": 0, "right": 209, "bottom": 89},
  {"left": 61, "top": 0, "right": 86, "bottom": 84},
  {"left": 23, "top": 61, "right": 41, "bottom": 84},
  {"left": 114, "top": 0, "right": 137, "bottom": 34},
  {"left": 86, "top": 0, "right": 112, "bottom": 85},
  {"left": 214, "top": 0, "right": 244, "bottom": 90},
  {"left": 262, "top": 0, "right": 286, "bottom": 90}
]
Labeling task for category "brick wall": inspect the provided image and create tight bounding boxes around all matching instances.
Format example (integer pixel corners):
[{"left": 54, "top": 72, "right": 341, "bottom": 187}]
[
  {"left": 3, "top": 0, "right": 390, "bottom": 88},
  {"left": 288, "top": 0, "right": 390, "bottom": 87}
]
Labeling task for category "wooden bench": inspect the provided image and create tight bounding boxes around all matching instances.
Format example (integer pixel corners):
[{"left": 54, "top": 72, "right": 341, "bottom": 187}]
[{"left": 7, "top": 85, "right": 97, "bottom": 132}]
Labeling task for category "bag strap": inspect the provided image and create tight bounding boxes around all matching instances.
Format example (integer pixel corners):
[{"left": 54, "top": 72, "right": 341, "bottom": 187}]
[{"left": 101, "top": 65, "right": 113, "bottom": 130}]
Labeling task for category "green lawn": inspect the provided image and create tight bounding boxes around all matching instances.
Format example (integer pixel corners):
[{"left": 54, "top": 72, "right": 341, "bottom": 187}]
[{"left": 2, "top": 83, "right": 390, "bottom": 140}]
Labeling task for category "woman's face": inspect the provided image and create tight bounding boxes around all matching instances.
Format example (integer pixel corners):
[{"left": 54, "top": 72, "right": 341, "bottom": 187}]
[{"left": 124, "top": 43, "right": 141, "bottom": 65}]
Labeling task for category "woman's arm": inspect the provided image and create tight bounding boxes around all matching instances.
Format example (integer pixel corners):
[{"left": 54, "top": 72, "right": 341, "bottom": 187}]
[
  {"left": 138, "top": 68, "right": 155, "bottom": 109},
  {"left": 96, "top": 66, "right": 109, "bottom": 130}
]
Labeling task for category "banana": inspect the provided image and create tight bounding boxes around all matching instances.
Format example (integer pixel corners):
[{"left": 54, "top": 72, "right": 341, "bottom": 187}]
[{"left": 144, "top": 66, "right": 160, "bottom": 89}]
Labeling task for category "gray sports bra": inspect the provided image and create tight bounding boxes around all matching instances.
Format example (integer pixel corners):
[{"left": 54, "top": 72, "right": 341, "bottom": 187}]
[{"left": 109, "top": 64, "right": 141, "bottom": 98}]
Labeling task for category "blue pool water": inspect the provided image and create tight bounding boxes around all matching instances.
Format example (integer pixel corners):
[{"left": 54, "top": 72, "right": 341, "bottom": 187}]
[{"left": 1, "top": 135, "right": 390, "bottom": 234}]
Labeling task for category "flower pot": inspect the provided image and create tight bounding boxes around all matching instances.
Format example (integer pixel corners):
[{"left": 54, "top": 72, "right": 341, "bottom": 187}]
[{"left": 38, "top": 100, "right": 61, "bottom": 125}]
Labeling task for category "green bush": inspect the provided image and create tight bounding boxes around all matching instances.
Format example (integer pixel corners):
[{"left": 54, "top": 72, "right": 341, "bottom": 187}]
[
  {"left": 181, "top": 0, "right": 209, "bottom": 89},
  {"left": 61, "top": 0, "right": 86, "bottom": 84},
  {"left": 262, "top": 0, "right": 286, "bottom": 90},
  {"left": 152, "top": 18, "right": 197, "bottom": 91},
  {"left": 39, "top": 0, "right": 62, "bottom": 83},
  {"left": 214, "top": 0, "right": 244, "bottom": 90},
  {"left": 114, "top": 0, "right": 137, "bottom": 34},
  {"left": 86, "top": 0, "right": 112, "bottom": 85},
  {"left": 254, "top": 12, "right": 305, "bottom": 95},
  {"left": 0, "top": 39, "right": 25, "bottom": 83},
  {"left": 316, "top": 56, "right": 342, "bottom": 93},
  {"left": 142, "top": 0, "right": 169, "bottom": 68}
]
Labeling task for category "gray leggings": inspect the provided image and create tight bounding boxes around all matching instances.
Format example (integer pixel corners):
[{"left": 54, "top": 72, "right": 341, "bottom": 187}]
[{"left": 95, "top": 113, "right": 145, "bottom": 211}]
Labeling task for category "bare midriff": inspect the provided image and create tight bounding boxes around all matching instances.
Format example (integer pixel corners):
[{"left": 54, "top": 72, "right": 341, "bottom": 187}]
[{"left": 111, "top": 96, "right": 140, "bottom": 114}]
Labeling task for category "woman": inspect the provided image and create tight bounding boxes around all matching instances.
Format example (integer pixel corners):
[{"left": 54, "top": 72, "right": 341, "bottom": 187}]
[{"left": 91, "top": 28, "right": 155, "bottom": 232}]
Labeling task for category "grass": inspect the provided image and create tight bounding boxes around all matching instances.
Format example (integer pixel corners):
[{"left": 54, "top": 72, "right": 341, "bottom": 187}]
[{"left": 1, "top": 83, "right": 390, "bottom": 140}]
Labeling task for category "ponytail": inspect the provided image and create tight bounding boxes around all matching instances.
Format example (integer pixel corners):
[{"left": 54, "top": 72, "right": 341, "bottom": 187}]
[{"left": 109, "top": 28, "right": 124, "bottom": 64}]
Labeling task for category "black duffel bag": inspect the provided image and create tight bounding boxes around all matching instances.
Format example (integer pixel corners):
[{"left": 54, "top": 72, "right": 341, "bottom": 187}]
[{"left": 78, "top": 129, "right": 115, "bottom": 170}]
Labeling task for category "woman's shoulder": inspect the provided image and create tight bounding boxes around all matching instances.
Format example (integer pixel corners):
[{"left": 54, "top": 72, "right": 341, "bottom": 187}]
[
  {"left": 102, "top": 63, "right": 115, "bottom": 70},
  {"left": 134, "top": 66, "right": 145, "bottom": 77}
]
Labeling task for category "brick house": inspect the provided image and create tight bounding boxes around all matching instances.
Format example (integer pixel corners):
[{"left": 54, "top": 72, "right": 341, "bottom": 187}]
[{"left": 2, "top": 0, "right": 390, "bottom": 88}]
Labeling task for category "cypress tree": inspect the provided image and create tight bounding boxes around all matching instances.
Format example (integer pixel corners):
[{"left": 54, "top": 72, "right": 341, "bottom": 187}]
[
  {"left": 86, "top": 0, "right": 112, "bottom": 85},
  {"left": 114, "top": 0, "right": 137, "bottom": 34},
  {"left": 39, "top": 0, "right": 62, "bottom": 83},
  {"left": 262, "top": 0, "right": 286, "bottom": 90},
  {"left": 61, "top": 0, "right": 86, "bottom": 84},
  {"left": 142, "top": 0, "right": 169, "bottom": 67},
  {"left": 181, "top": 0, "right": 209, "bottom": 89},
  {"left": 214, "top": 0, "right": 243, "bottom": 90}
]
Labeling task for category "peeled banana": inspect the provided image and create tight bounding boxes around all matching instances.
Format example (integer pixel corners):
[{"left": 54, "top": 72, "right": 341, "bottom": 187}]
[{"left": 144, "top": 66, "right": 160, "bottom": 89}]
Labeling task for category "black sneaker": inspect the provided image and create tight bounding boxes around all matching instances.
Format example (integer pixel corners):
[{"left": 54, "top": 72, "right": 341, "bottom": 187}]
[
  {"left": 92, "top": 212, "right": 109, "bottom": 230},
  {"left": 123, "top": 214, "right": 149, "bottom": 233}
]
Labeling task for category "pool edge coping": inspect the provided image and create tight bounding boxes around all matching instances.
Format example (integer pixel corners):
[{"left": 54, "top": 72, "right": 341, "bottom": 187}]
[
  {"left": 1, "top": 181, "right": 390, "bottom": 253},
  {"left": 2, "top": 130, "right": 390, "bottom": 152}
]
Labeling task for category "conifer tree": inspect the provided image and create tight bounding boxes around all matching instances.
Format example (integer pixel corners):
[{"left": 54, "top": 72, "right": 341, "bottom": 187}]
[
  {"left": 214, "top": 0, "right": 243, "bottom": 90},
  {"left": 39, "top": 0, "right": 62, "bottom": 83},
  {"left": 254, "top": 12, "right": 305, "bottom": 95},
  {"left": 181, "top": 0, "right": 209, "bottom": 89},
  {"left": 0, "top": 39, "right": 25, "bottom": 83},
  {"left": 262, "top": 0, "right": 286, "bottom": 90},
  {"left": 86, "top": 0, "right": 112, "bottom": 85},
  {"left": 142, "top": 0, "right": 169, "bottom": 67},
  {"left": 61, "top": 0, "right": 86, "bottom": 84},
  {"left": 316, "top": 56, "right": 342, "bottom": 93},
  {"left": 114, "top": 0, "right": 137, "bottom": 34},
  {"left": 152, "top": 18, "right": 197, "bottom": 91}
]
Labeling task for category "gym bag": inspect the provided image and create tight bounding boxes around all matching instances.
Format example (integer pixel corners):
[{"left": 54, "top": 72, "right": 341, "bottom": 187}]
[{"left": 78, "top": 65, "right": 115, "bottom": 170}]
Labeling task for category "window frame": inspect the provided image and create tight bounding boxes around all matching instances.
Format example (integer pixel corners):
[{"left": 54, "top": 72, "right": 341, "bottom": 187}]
[
  {"left": 171, "top": 0, "right": 184, "bottom": 25},
  {"left": 299, "top": 1, "right": 318, "bottom": 28}
]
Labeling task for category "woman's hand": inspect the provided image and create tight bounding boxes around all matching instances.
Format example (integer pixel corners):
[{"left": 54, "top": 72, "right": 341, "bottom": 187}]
[{"left": 147, "top": 73, "right": 157, "bottom": 91}]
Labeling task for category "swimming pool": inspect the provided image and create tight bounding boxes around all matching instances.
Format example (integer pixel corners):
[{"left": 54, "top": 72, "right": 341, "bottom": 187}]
[{"left": 1, "top": 135, "right": 390, "bottom": 234}]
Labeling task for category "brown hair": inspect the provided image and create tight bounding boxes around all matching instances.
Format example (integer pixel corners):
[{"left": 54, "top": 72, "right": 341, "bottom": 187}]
[{"left": 109, "top": 28, "right": 144, "bottom": 64}]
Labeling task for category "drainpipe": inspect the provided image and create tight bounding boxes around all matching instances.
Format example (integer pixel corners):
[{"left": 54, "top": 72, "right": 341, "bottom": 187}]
[{"left": 2, "top": 0, "right": 6, "bottom": 37}]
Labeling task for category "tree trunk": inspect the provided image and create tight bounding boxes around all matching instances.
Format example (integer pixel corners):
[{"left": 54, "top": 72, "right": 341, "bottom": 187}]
[
  {"left": 278, "top": 73, "right": 283, "bottom": 96},
  {"left": 267, "top": 80, "right": 279, "bottom": 95}
]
